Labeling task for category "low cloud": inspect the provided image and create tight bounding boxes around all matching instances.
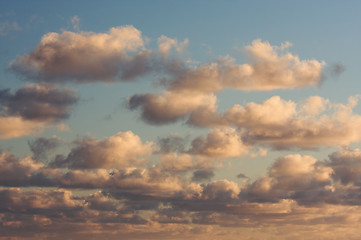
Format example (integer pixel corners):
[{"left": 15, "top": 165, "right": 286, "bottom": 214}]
[
  {"left": 189, "top": 128, "right": 251, "bottom": 158},
  {"left": 128, "top": 91, "right": 217, "bottom": 124},
  {"left": 0, "top": 84, "right": 78, "bottom": 122},
  {"left": 51, "top": 131, "right": 154, "bottom": 169},
  {"left": 28, "top": 136, "right": 62, "bottom": 161},
  {"left": 165, "top": 39, "right": 325, "bottom": 93},
  {"left": 0, "top": 84, "right": 77, "bottom": 139},
  {"left": 191, "top": 95, "right": 361, "bottom": 149},
  {"left": 9, "top": 25, "right": 152, "bottom": 83}
]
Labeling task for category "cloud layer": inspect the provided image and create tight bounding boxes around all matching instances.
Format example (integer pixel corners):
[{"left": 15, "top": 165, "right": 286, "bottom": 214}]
[{"left": 4, "top": 24, "right": 359, "bottom": 240}]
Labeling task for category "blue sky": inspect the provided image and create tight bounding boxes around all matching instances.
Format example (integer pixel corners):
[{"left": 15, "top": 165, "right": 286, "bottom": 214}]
[{"left": 1, "top": 1, "right": 361, "bottom": 239}]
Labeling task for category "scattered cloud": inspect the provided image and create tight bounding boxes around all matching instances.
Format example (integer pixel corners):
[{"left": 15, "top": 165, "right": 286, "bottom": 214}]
[{"left": 0, "top": 20, "right": 21, "bottom": 36}]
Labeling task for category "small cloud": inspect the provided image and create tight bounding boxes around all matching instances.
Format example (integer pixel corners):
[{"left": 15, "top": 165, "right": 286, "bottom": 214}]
[
  {"left": 70, "top": 15, "right": 80, "bottom": 31},
  {"left": 0, "top": 21, "right": 21, "bottom": 36},
  {"left": 237, "top": 173, "right": 248, "bottom": 179}
]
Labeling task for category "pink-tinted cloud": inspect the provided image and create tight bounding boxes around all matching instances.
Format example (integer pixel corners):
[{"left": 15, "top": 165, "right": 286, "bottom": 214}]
[
  {"left": 191, "top": 95, "right": 361, "bottom": 149},
  {"left": 165, "top": 39, "right": 325, "bottom": 93},
  {"left": 52, "top": 131, "right": 154, "bottom": 169},
  {"left": 9, "top": 26, "right": 152, "bottom": 82}
]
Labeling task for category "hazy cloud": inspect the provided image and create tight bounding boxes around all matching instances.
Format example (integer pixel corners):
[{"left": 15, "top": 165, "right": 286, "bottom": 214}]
[{"left": 28, "top": 136, "right": 62, "bottom": 161}]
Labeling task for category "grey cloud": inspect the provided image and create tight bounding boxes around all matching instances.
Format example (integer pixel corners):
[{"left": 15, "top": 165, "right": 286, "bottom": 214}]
[
  {"left": 236, "top": 173, "right": 248, "bottom": 179},
  {"left": 327, "top": 148, "right": 361, "bottom": 185},
  {"left": 28, "top": 136, "right": 62, "bottom": 161},
  {"left": 192, "top": 170, "right": 214, "bottom": 182},
  {"left": 0, "top": 84, "right": 78, "bottom": 122},
  {"left": 157, "top": 135, "right": 187, "bottom": 153}
]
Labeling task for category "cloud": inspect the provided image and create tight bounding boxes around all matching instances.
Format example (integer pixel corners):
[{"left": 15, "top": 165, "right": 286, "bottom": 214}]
[
  {"left": 165, "top": 39, "right": 325, "bottom": 93},
  {"left": 128, "top": 91, "right": 217, "bottom": 124},
  {"left": 28, "top": 136, "right": 62, "bottom": 161},
  {"left": 202, "top": 180, "right": 240, "bottom": 200},
  {"left": 327, "top": 148, "right": 361, "bottom": 185},
  {"left": 189, "top": 128, "right": 250, "bottom": 158},
  {"left": 0, "top": 84, "right": 78, "bottom": 121},
  {"left": 158, "top": 35, "right": 188, "bottom": 59},
  {"left": 157, "top": 135, "right": 188, "bottom": 153},
  {"left": 51, "top": 131, "right": 154, "bottom": 169},
  {"left": 9, "top": 25, "right": 152, "bottom": 83},
  {"left": 70, "top": 15, "right": 80, "bottom": 31},
  {"left": 192, "top": 170, "right": 214, "bottom": 182},
  {"left": 0, "top": 21, "right": 21, "bottom": 36},
  {"left": 190, "top": 95, "right": 361, "bottom": 149},
  {"left": 244, "top": 154, "right": 333, "bottom": 203},
  {"left": 0, "top": 116, "right": 47, "bottom": 139},
  {"left": 0, "top": 152, "right": 44, "bottom": 186},
  {"left": 0, "top": 84, "right": 76, "bottom": 139}
]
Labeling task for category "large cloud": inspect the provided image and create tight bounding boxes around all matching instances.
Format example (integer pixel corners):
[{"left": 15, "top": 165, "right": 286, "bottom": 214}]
[
  {"left": 165, "top": 39, "right": 325, "bottom": 93},
  {"left": 9, "top": 26, "right": 152, "bottom": 82},
  {"left": 51, "top": 131, "right": 155, "bottom": 169},
  {"left": 191, "top": 95, "right": 361, "bottom": 149}
]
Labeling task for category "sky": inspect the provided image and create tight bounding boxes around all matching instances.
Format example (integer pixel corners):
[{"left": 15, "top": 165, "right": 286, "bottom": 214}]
[{"left": 1, "top": 0, "right": 361, "bottom": 239}]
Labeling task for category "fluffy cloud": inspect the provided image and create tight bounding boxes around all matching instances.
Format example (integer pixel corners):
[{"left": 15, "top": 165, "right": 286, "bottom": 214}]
[
  {"left": 51, "top": 131, "right": 154, "bottom": 169},
  {"left": 165, "top": 39, "right": 325, "bottom": 93},
  {"left": 9, "top": 26, "right": 151, "bottom": 82},
  {"left": 189, "top": 128, "right": 250, "bottom": 158},
  {"left": 191, "top": 95, "right": 361, "bottom": 149},
  {"left": 244, "top": 154, "right": 333, "bottom": 203},
  {"left": 327, "top": 148, "right": 361, "bottom": 185}
]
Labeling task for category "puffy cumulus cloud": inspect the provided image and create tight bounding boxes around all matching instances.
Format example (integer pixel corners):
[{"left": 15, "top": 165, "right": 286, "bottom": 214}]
[
  {"left": 166, "top": 39, "right": 325, "bottom": 93},
  {"left": 189, "top": 128, "right": 250, "bottom": 158},
  {"left": 191, "top": 95, "right": 361, "bottom": 149},
  {"left": 51, "top": 131, "right": 154, "bottom": 169},
  {"left": 202, "top": 180, "right": 240, "bottom": 200},
  {"left": 159, "top": 153, "right": 195, "bottom": 172},
  {"left": 9, "top": 25, "right": 152, "bottom": 82},
  {"left": 128, "top": 91, "right": 217, "bottom": 124},
  {"left": 0, "top": 152, "right": 44, "bottom": 186},
  {"left": 0, "top": 188, "right": 81, "bottom": 211},
  {"left": 0, "top": 84, "right": 78, "bottom": 121},
  {"left": 244, "top": 154, "right": 333, "bottom": 202}
]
